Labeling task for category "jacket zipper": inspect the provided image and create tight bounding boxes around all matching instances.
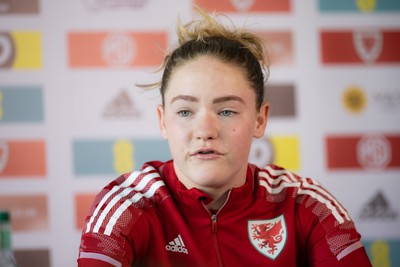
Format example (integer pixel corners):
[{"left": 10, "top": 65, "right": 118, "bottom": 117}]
[
  {"left": 211, "top": 213, "right": 223, "bottom": 266},
  {"left": 201, "top": 192, "right": 231, "bottom": 267}
]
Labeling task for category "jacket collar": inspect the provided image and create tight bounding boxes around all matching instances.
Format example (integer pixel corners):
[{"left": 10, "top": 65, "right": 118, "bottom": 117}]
[{"left": 155, "top": 160, "right": 258, "bottom": 210}]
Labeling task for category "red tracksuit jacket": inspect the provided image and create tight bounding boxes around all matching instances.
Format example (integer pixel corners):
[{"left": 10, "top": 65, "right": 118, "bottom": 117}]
[{"left": 78, "top": 160, "right": 372, "bottom": 267}]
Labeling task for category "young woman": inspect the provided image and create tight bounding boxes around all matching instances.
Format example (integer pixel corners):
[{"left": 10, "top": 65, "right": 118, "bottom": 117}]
[{"left": 77, "top": 10, "right": 372, "bottom": 267}]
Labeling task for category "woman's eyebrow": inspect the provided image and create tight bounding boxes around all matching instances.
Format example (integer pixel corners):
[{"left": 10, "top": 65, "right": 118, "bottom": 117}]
[
  {"left": 213, "top": 95, "right": 245, "bottom": 104},
  {"left": 170, "top": 95, "right": 245, "bottom": 104},
  {"left": 170, "top": 95, "right": 198, "bottom": 104}
]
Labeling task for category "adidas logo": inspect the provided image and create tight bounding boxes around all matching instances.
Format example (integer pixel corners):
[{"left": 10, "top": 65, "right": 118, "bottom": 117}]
[
  {"left": 359, "top": 191, "right": 398, "bottom": 220},
  {"left": 103, "top": 89, "right": 141, "bottom": 118},
  {"left": 165, "top": 234, "right": 188, "bottom": 254}
]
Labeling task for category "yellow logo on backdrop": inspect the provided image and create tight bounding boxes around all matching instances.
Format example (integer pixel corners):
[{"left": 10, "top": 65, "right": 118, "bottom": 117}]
[
  {"left": 356, "top": 0, "right": 376, "bottom": 12},
  {"left": 113, "top": 140, "right": 134, "bottom": 174},
  {"left": 371, "top": 240, "right": 390, "bottom": 267},
  {"left": 269, "top": 136, "right": 300, "bottom": 171},
  {"left": 342, "top": 86, "right": 367, "bottom": 114},
  {"left": 12, "top": 31, "right": 42, "bottom": 69},
  {"left": 0, "top": 32, "right": 42, "bottom": 69}
]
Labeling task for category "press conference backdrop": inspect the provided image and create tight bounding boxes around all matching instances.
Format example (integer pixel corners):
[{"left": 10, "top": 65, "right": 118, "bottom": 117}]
[{"left": 0, "top": 0, "right": 399, "bottom": 266}]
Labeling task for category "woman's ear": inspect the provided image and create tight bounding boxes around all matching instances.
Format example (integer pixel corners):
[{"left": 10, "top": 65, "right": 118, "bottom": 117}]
[
  {"left": 157, "top": 105, "right": 168, "bottom": 139},
  {"left": 253, "top": 103, "right": 269, "bottom": 138}
]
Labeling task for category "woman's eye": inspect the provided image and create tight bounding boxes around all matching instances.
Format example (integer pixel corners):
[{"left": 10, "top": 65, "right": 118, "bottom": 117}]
[
  {"left": 178, "top": 110, "right": 191, "bottom": 117},
  {"left": 219, "top": 110, "right": 235, "bottom": 116}
]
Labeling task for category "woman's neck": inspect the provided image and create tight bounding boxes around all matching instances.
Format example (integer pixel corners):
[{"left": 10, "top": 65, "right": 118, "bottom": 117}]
[{"left": 205, "top": 190, "right": 230, "bottom": 210}]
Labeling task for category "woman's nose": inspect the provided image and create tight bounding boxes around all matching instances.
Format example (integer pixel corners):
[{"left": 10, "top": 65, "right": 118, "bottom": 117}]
[{"left": 195, "top": 112, "right": 219, "bottom": 140}]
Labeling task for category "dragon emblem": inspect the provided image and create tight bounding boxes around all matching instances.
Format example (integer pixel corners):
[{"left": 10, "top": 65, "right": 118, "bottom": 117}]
[{"left": 248, "top": 215, "right": 287, "bottom": 259}]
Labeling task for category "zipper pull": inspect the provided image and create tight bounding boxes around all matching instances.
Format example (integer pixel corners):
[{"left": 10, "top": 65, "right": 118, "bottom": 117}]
[{"left": 211, "top": 214, "right": 217, "bottom": 233}]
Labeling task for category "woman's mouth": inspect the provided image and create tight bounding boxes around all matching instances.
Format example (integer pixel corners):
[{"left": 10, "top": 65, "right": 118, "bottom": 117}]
[{"left": 191, "top": 149, "right": 222, "bottom": 159}]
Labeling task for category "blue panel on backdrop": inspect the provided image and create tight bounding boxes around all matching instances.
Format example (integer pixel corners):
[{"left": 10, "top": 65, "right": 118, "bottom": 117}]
[
  {"left": 319, "top": 0, "right": 400, "bottom": 12},
  {"left": 364, "top": 239, "right": 400, "bottom": 266},
  {"left": 73, "top": 139, "right": 171, "bottom": 176},
  {"left": 0, "top": 86, "right": 44, "bottom": 123}
]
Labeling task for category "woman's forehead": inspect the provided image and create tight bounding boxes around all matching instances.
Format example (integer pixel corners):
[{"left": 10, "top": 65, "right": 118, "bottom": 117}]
[{"left": 167, "top": 57, "right": 249, "bottom": 88}]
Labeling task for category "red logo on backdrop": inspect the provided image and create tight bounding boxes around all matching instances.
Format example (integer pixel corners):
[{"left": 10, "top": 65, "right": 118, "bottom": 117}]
[
  {"left": 0, "top": 140, "right": 46, "bottom": 177},
  {"left": 353, "top": 29, "right": 383, "bottom": 64},
  {"left": 194, "top": 0, "right": 290, "bottom": 13},
  {"left": 230, "top": 0, "right": 255, "bottom": 12},
  {"left": 101, "top": 32, "right": 136, "bottom": 66},
  {"left": 0, "top": 141, "right": 9, "bottom": 173},
  {"left": 256, "top": 31, "right": 293, "bottom": 66},
  {"left": 68, "top": 31, "right": 167, "bottom": 68},
  {"left": 248, "top": 215, "right": 287, "bottom": 259},
  {"left": 321, "top": 29, "right": 400, "bottom": 64},
  {"left": 75, "top": 194, "right": 96, "bottom": 230},
  {"left": 357, "top": 135, "right": 391, "bottom": 170},
  {"left": 326, "top": 134, "right": 400, "bottom": 170}
]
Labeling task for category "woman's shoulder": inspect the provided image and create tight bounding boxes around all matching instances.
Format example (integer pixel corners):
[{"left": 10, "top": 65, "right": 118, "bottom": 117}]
[
  {"left": 82, "top": 161, "right": 172, "bottom": 236},
  {"left": 102, "top": 161, "right": 171, "bottom": 207},
  {"left": 256, "top": 164, "right": 351, "bottom": 225}
]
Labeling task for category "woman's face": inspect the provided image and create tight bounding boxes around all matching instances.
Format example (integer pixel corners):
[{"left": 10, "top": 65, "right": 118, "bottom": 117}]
[{"left": 157, "top": 55, "right": 269, "bottom": 195}]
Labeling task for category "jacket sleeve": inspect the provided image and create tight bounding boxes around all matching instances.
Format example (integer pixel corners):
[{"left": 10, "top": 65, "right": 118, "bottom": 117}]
[
  {"left": 76, "top": 173, "right": 149, "bottom": 267},
  {"left": 77, "top": 183, "right": 134, "bottom": 267},
  {"left": 295, "top": 178, "right": 372, "bottom": 267}
]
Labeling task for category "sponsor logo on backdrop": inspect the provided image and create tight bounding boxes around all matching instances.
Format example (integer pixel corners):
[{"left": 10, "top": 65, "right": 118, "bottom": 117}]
[
  {"left": 364, "top": 239, "right": 400, "bottom": 267},
  {"left": 0, "top": 31, "right": 42, "bottom": 69},
  {"left": 320, "top": 29, "right": 400, "bottom": 64},
  {"left": 356, "top": 0, "right": 377, "bottom": 12},
  {"left": 265, "top": 84, "right": 296, "bottom": 117},
  {"left": 73, "top": 138, "right": 170, "bottom": 175},
  {"left": 0, "top": 32, "right": 15, "bottom": 68},
  {"left": 103, "top": 89, "right": 141, "bottom": 118},
  {"left": 341, "top": 86, "right": 400, "bottom": 114},
  {"left": 231, "top": 0, "right": 255, "bottom": 12},
  {"left": 319, "top": 0, "right": 400, "bottom": 12},
  {"left": 68, "top": 31, "right": 166, "bottom": 68},
  {"left": 0, "top": 141, "right": 8, "bottom": 172},
  {"left": 0, "top": 195, "right": 48, "bottom": 231},
  {"left": 113, "top": 139, "right": 135, "bottom": 173},
  {"left": 249, "top": 137, "right": 274, "bottom": 167},
  {"left": 342, "top": 85, "right": 367, "bottom": 114},
  {"left": 353, "top": 29, "right": 383, "bottom": 64},
  {"left": 0, "top": 140, "right": 46, "bottom": 177},
  {"left": 0, "top": 0, "right": 39, "bottom": 14},
  {"left": 373, "top": 88, "right": 400, "bottom": 112},
  {"left": 81, "top": 0, "right": 150, "bottom": 12},
  {"left": 359, "top": 191, "right": 398, "bottom": 220},
  {"left": 248, "top": 215, "right": 287, "bottom": 259},
  {"left": 14, "top": 249, "right": 50, "bottom": 267},
  {"left": 194, "top": 0, "right": 290, "bottom": 13},
  {"left": 250, "top": 135, "right": 300, "bottom": 171},
  {"left": 102, "top": 32, "right": 136, "bottom": 66},
  {"left": 256, "top": 31, "right": 293, "bottom": 66},
  {"left": 357, "top": 135, "right": 391, "bottom": 170},
  {"left": 0, "top": 31, "right": 42, "bottom": 70},
  {"left": 326, "top": 134, "right": 400, "bottom": 170},
  {"left": 0, "top": 86, "right": 44, "bottom": 123},
  {"left": 75, "top": 193, "right": 96, "bottom": 230}
]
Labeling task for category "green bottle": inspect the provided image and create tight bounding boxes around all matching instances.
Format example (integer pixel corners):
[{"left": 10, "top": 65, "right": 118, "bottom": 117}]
[{"left": 0, "top": 211, "right": 17, "bottom": 267}]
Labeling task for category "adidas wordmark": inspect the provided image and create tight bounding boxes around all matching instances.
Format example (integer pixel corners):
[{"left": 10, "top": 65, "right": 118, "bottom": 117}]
[{"left": 165, "top": 234, "right": 188, "bottom": 254}]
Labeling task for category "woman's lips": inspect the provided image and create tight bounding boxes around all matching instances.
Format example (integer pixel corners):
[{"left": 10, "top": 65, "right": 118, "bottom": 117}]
[{"left": 191, "top": 148, "right": 223, "bottom": 159}]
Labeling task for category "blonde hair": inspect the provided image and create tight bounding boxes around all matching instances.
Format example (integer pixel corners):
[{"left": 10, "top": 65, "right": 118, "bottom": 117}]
[
  {"left": 142, "top": 9, "right": 269, "bottom": 109},
  {"left": 177, "top": 9, "right": 268, "bottom": 67}
]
